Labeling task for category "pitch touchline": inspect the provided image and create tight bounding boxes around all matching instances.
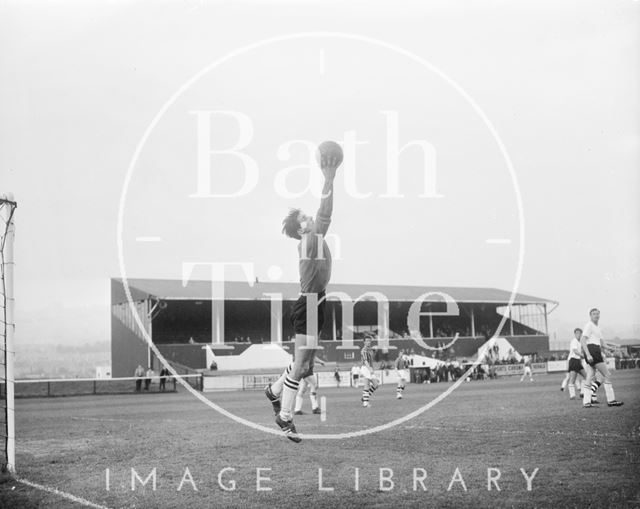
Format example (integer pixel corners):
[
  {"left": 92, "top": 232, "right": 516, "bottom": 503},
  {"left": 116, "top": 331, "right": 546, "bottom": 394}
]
[
  {"left": 15, "top": 477, "right": 111, "bottom": 509},
  {"left": 296, "top": 423, "right": 630, "bottom": 439},
  {"left": 71, "top": 416, "right": 131, "bottom": 422},
  {"left": 70, "top": 416, "right": 192, "bottom": 424}
]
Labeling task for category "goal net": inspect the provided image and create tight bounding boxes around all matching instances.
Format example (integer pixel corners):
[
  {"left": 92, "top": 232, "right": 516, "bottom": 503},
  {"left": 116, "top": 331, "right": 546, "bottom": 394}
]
[{"left": 0, "top": 193, "right": 16, "bottom": 473}]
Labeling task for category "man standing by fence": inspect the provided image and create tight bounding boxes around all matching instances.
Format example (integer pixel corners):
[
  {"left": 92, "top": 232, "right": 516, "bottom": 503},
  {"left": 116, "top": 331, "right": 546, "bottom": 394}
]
[
  {"left": 134, "top": 365, "right": 144, "bottom": 392},
  {"left": 144, "top": 367, "right": 153, "bottom": 391},
  {"left": 159, "top": 367, "right": 169, "bottom": 392}
]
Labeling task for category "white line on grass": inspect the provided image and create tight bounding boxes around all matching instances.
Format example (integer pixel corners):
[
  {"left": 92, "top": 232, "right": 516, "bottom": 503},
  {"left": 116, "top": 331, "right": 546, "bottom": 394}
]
[
  {"left": 71, "top": 416, "right": 130, "bottom": 422},
  {"left": 15, "top": 477, "right": 110, "bottom": 509},
  {"left": 305, "top": 423, "right": 629, "bottom": 440}
]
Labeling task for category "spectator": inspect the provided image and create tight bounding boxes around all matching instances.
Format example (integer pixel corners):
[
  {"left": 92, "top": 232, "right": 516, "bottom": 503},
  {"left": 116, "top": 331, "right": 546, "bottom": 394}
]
[
  {"left": 144, "top": 367, "right": 153, "bottom": 391},
  {"left": 134, "top": 364, "right": 144, "bottom": 392},
  {"left": 334, "top": 367, "right": 341, "bottom": 387},
  {"left": 351, "top": 364, "right": 360, "bottom": 387},
  {"left": 159, "top": 367, "right": 169, "bottom": 392},
  {"left": 381, "top": 343, "right": 389, "bottom": 368}
]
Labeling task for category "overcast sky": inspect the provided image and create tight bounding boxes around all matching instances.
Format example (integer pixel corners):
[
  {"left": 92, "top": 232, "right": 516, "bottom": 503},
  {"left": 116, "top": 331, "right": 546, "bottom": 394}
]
[{"left": 1, "top": 0, "right": 638, "bottom": 349}]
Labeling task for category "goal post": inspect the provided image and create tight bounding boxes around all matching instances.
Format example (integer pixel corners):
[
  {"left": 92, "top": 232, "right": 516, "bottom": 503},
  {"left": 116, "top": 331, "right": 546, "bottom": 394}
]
[{"left": 0, "top": 193, "right": 16, "bottom": 473}]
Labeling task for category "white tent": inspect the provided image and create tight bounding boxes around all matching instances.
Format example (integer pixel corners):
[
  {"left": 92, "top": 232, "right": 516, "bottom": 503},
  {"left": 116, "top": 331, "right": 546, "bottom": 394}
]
[
  {"left": 408, "top": 354, "right": 445, "bottom": 369},
  {"left": 203, "top": 344, "right": 293, "bottom": 371}
]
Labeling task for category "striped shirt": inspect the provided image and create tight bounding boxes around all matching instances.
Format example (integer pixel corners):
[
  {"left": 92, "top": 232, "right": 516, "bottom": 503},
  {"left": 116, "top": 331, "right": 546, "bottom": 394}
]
[{"left": 361, "top": 346, "right": 374, "bottom": 368}]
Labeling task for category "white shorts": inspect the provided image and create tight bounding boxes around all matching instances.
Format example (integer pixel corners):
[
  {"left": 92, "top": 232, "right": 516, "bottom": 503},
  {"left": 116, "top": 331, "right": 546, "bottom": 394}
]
[
  {"left": 360, "top": 366, "right": 374, "bottom": 380},
  {"left": 523, "top": 366, "right": 532, "bottom": 375},
  {"left": 396, "top": 369, "right": 409, "bottom": 382}
]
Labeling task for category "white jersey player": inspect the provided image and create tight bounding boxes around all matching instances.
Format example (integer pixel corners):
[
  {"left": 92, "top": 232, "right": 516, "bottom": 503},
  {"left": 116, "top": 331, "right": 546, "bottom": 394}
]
[
  {"left": 520, "top": 355, "right": 533, "bottom": 382},
  {"left": 566, "top": 328, "right": 588, "bottom": 399},
  {"left": 581, "top": 308, "right": 623, "bottom": 408}
]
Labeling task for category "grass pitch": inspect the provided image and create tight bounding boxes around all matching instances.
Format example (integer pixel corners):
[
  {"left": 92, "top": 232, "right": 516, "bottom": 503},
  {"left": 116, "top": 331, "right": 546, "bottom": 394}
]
[{"left": 2, "top": 370, "right": 639, "bottom": 508}]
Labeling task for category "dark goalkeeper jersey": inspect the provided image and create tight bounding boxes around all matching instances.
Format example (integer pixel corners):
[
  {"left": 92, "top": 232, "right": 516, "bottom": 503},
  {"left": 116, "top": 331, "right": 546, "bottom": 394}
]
[{"left": 298, "top": 212, "right": 332, "bottom": 294}]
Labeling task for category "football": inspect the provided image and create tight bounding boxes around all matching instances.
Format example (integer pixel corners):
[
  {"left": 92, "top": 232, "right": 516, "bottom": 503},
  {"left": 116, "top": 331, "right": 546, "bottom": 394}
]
[{"left": 316, "top": 140, "right": 344, "bottom": 169}]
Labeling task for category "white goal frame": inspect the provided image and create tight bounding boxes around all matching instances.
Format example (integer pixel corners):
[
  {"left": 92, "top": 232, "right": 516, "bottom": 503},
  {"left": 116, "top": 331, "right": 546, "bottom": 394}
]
[{"left": 0, "top": 192, "right": 16, "bottom": 473}]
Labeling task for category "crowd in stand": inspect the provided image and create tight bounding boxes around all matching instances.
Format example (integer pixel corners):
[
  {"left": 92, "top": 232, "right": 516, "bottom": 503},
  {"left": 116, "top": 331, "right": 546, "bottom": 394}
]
[{"left": 616, "top": 355, "right": 640, "bottom": 369}]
